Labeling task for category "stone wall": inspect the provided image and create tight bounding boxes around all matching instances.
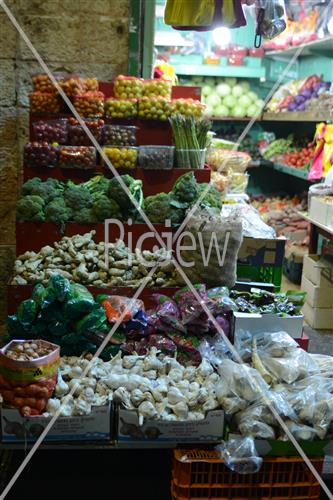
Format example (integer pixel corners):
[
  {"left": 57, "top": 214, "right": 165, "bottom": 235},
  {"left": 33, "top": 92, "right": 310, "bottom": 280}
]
[{"left": 0, "top": 0, "right": 131, "bottom": 329}]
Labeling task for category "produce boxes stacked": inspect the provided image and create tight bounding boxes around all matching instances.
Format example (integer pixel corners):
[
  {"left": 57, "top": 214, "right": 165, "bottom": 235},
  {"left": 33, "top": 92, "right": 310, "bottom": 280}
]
[{"left": 301, "top": 254, "right": 333, "bottom": 329}]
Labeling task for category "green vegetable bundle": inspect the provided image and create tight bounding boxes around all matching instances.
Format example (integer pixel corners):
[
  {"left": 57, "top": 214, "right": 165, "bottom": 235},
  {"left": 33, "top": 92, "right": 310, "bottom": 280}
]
[
  {"left": 6, "top": 275, "right": 110, "bottom": 356},
  {"left": 170, "top": 114, "right": 211, "bottom": 169}
]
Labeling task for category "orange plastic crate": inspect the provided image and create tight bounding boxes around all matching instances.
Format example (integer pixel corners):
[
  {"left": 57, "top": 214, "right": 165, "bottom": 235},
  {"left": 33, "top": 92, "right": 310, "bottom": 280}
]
[{"left": 172, "top": 449, "right": 323, "bottom": 500}]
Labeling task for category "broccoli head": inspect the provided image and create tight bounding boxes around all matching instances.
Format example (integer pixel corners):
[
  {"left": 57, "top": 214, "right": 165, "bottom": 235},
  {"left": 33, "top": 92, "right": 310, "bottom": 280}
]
[
  {"left": 196, "top": 183, "right": 222, "bottom": 210},
  {"left": 83, "top": 175, "right": 111, "bottom": 197},
  {"left": 144, "top": 192, "right": 172, "bottom": 224},
  {"left": 16, "top": 195, "right": 45, "bottom": 221},
  {"left": 22, "top": 177, "right": 64, "bottom": 203},
  {"left": 172, "top": 172, "right": 198, "bottom": 204},
  {"left": 109, "top": 175, "right": 143, "bottom": 213},
  {"left": 72, "top": 208, "right": 98, "bottom": 224},
  {"left": 92, "top": 193, "right": 121, "bottom": 221},
  {"left": 63, "top": 182, "right": 93, "bottom": 211},
  {"left": 45, "top": 197, "right": 72, "bottom": 223}
]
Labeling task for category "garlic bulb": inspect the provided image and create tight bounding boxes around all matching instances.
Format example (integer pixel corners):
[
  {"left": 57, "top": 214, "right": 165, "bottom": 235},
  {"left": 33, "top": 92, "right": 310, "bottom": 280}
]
[
  {"left": 197, "top": 359, "right": 214, "bottom": 378},
  {"left": 167, "top": 386, "right": 186, "bottom": 405},
  {"left": 46, "top": 398, "right": 61, "bottom": 415},
  {"left": 168, "top": 368, "right": 184, "bottom": 383},
  {"left": 55, "top": 372, "right": 69, "bottom": 398},
  {"left": 131, "top": 388, "right": 145, "bottom": 406},
  {"left": 138, "top": 401, "right": 158, "bottom": 425},
  {"left": 143, "top": 348, "right": 163, "bottom": 371},
  {"left": 113, "top": 387, "right": 134, "bottom": 410},
  {"left": 171, "top": 401, "right": 188, "bottom": 420},
  {"left": 73, "top": 398, "right": 91, "bottom": 416}
]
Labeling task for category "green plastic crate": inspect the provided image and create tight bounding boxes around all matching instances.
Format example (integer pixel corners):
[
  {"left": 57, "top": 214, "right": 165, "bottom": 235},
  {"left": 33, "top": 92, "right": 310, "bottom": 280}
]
[{"left": 237, "top": 264, "right": 283, "bottom": 290}]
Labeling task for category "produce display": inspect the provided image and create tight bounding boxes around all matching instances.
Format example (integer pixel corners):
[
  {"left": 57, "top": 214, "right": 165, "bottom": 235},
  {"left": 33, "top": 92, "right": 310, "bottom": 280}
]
[
  {"left": 197, "top": 77, "right": 264, "bottom": 118},
  {"left": 143, "top": 79, "right": 172, "bottom": 98},
  {"left": 138, "top": 146, "right": 174, "bottom": 170},
  {"left": 11, "top": 237, "right": 177, "bottom": 287},
  {"left": 68, "top": 118, "right": 104, "bottom": 146},
  {"left": 266, "top": 75, "right": 331, "bottom": 114},
  {"left": 105, "top": 98, "right": 138, "bottom": 119},
  {"left": 24, "top": 142, "right": 58, "bottom": 168},
  {"left": 171, "top": 98, "right": 205, "bottom": 118},
  {"left": 30, "top": 92, "right": 61, "bottom": 113},
  {"left": 16, "top": 175, "right": 143, "bottom": 224},
  {"left": 113, "top": 76, "right": 144, "bottom": 99},
  {"left": 138, "top": 97, "right": 172, "bottom": 121},
  {"left": 251, "top": 194, "right": 309, "bottom": 244},
  {"left": 74, "top": 91, "right": 105, "bottom": 118},
  {"left": 170, "top": 115, "right": 210, "bottom": 169},
  {"left": 228, "top": 288, "right": 305, "bottom": 316},
  {"left": 33, "top": 119, "right": 68, "bottom": 144},
  {"left": 102, "top": 146, "right": 138, "bottom": 170},
  {"left": 103, "top": 125, "right": 137, "bottom": 146},
  {"left": 58, "top": 146, "right": 96, "bottom": 170},
  {"left": 16, "top": 173, "right": 221, "bottom": 226},
  {"left": 59, "top": 75, "right": 85, "bottom": 97},
  {"left": 261, "top": 134, "right": 315, "bottom": 170}
]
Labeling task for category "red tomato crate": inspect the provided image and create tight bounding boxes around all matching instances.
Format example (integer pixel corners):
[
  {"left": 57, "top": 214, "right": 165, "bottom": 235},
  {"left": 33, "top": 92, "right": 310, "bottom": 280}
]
[{"left": 171, "top": 449, "right": 324, "bottom": 500}]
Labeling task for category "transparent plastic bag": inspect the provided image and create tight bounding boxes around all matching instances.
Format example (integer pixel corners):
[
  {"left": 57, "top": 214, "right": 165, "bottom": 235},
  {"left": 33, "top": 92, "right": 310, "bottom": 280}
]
[
  {"left": 221, "top": 204, "right": 276, "bottom": 239},
  {"left": 260, "top": 348, "right": 319, "bottom": 384},
  {"left": 179, "top": 209, "right": 243, "bottom": 288},
  {"left": 216, "top": 436, "right": 263, "bottom": 474},
  {"left": 218, "top": 359, "right": 269, "bottom": 403},
  {"left": 256, "top": 0, "right": 286, "bottom": 41},
  {"left": 282, "top": 420, "right": 318, "bottom": 441}
]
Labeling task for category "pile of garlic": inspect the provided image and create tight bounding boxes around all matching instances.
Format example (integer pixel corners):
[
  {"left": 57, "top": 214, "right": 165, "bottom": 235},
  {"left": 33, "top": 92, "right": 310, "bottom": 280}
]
[
  {"left": 12, "top": 230, "right": 178, "bottom": 287},
  {"left": 44, "top": 348, "right": 222, "bottom": 423}
]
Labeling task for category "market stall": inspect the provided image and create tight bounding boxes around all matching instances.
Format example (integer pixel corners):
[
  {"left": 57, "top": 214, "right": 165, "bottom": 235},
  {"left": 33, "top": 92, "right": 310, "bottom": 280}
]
[{"left": 0, "top": 0, "right": 333, "bottom": 499}]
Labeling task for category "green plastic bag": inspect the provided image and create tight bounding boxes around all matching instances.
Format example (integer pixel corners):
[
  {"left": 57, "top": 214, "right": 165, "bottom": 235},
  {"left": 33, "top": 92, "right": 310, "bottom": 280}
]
[
  {"left": 32, "top": 283, "right": 47, "bottom": 307},
  {"left": 17, "top": 299, "right": 38, "bottom": 329},
  {"left": 7, "top": 315, "right": 30, "bottom": 338},
  {"left": 41, "top": 275, "right": 71, "bottom": 308},
  {"left": 29, "top": 319, "right": 48, "bottom": 337},
  {"left": 64, "top": 284, "right": 95, "bottom": 320},
  {"left": 48, "top": 321, "right": 68, "bottom": 337},
  {"left": 75, "top": 305, "right": 107, "bottom": 336},
  {"left": 61, "top": 332, "right": 80, "bottom": 345},
  {"left": 39, "top": 302, "right": 65, "bottom": 323}
]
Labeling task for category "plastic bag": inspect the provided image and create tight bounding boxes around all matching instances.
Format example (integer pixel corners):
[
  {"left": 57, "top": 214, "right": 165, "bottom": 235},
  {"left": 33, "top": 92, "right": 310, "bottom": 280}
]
[
  {"left": 174, "top": 284, "right": 211, "bottom": 325},
  {"left": 260, "top": 349, "right": 319, "bottom": 384},
  {"left": 41, "top": 275, "right": 71, "bottom": 308},
  {"left": 218, "top": 359, "right": 269, "bottom": 403},
  {"left": 17, "top": 300, "right": 38, "bottom": 329},
  {"left": 217, "top": 436, "right": 263, "bottom": 474},
  {"left": 32, "top": 283, "right": 47, "bottom": 307},
  {"left": 63, "top": 284, "right": 95, "bottom": 320},
  {"left": 178, "top": 209, "right": 243, "bottom": 288},
  {"left": 75, "top": 305, "right": 107, "bottom": 336},
  {"left": 282, "top": 420, "right": 318, "bottom": 441},
  {"left": 236, "top": 330, "right": 298, "bottom": 361},
  {"left": 239, "top": 419, "right": 275, "bottom": 439},
  {"left": 256, "top": 0, "right": 286, "bottom": 42},
  {"left": 222, "top": 203, "right": 276, "bottom": 239},
  {"left": 99, "top": 295, "right": 144, "bottom": 324}
]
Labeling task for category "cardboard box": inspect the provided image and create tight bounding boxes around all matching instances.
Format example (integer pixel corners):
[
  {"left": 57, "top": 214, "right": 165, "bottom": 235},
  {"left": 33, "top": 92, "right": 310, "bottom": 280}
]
[
  {"left": 117, "top": 408, "right": 224, "bottom": 444},
  {"left": 232, "top": 311, "right": 304, "bottom": 340},
  {"left": 237, "top": 237, "right": 285, "bottom": 267},
  {"left": 301, "top": 275, "right": 333, "bottom": 308},
  {"left": 1, "top": 404, "right": 111, "bottom": 442},
  {"left": 303, "top": 254, "right": 333, "bottom": 288},
  {"left": 309, "top": 197, "right": 333, "bottom": 230},
  {"left": 303, "top": 302, "right": 333, "bottom": 330}
]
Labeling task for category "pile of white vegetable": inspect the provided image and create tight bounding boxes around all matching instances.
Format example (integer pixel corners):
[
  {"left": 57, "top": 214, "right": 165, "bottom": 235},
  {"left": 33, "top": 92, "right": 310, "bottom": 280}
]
[
  {"left": 44, "top": 331, "right": 333, "bottom": 440},
  {"left": 45, "top": 348, "right": 221, "bottom": 423},
  {"left": 191, "top": 76, "right": 264, "bottom": 118},
  {"left": 11, "top": 231, "right": 177, "bottom": 287},
  {"left": 222, "top": 331, "right": 333, "bottom": 441}
]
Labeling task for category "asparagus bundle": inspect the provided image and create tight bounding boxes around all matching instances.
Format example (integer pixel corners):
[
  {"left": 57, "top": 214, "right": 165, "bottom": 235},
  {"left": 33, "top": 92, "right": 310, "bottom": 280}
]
[{"left": 170, "top": 114, "right": 211, "bottom": 169}]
